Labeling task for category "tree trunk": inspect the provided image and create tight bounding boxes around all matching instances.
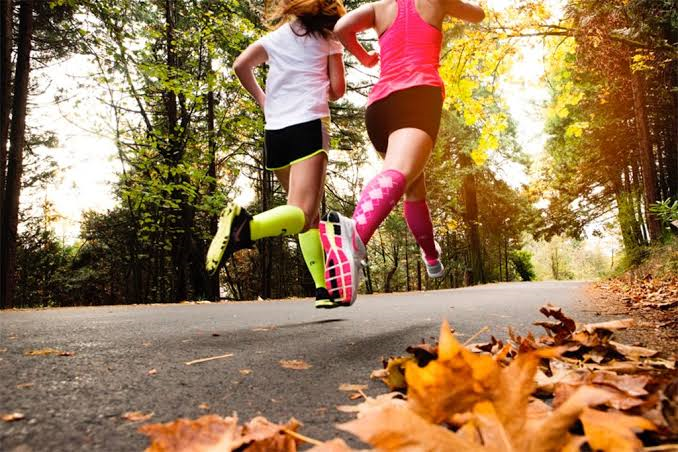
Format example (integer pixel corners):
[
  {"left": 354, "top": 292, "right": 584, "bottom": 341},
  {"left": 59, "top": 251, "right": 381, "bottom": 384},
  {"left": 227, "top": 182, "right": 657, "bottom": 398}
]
[
  {"left": 1, "top": 0, "right": 32, "bottom": 309},
  {"left": 504, "top": 237, "right": 509, "bottom": 282},
  {"left": 663, "top": 23, "right": 678, "bottom": 200},
  {"left": 205, "top": 65, "right": 219, "bottom": 300},
  {"left": 383, "top": 244, "right": 398, "bottom": 293},
  {"left": 259, "top": 165, "right": 272, "bottom": 299},
  {"left": 460, "top": 153, "right": 484, "bottom": 285},
  {"left": 631, "top": 70, "right": 661, "bottom": 241},
  {"left": 0, "top": 0, "right": 13, "bottom": 306}
]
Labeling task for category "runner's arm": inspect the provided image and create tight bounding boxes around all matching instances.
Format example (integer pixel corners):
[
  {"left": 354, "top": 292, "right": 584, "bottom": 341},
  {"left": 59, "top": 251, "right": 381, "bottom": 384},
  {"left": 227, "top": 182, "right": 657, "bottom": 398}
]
[
  {"left": 333, "top": 4, "right": 380, "bottom": 68},
  {"left": 233, "top": 42, "right": 268, "bottom": 109},
  {"left": 445, "top": 0, "right": 485, "bottom": 23},
  {"left": 328, "top": 53, "right": 346, "bottom": 101}
]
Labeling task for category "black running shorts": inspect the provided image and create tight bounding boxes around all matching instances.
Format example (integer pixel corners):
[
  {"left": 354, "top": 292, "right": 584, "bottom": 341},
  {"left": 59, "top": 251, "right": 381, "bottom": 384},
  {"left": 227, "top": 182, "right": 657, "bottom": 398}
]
[
  {"left": 365, "top": 85, "right": 443, "bottom": 154},
  {"left": 264, "top": 117, "right": 330, "bottom": 170}
]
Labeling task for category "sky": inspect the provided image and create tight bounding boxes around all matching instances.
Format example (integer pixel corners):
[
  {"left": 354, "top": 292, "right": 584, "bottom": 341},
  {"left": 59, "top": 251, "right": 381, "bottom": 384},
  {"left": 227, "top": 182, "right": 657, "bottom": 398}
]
[{"left": 22, "top": 0, "right": 618, "bottom": 255}]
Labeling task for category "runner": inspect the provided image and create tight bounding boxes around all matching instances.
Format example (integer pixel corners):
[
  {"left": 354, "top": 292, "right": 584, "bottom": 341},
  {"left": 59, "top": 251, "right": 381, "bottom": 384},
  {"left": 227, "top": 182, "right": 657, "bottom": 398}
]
[
  {"left": 206, "top": 0, "right": 347, "bottom": 309},
  {"left": 321, "top": 0, "right": 484, "bottom": 305}
]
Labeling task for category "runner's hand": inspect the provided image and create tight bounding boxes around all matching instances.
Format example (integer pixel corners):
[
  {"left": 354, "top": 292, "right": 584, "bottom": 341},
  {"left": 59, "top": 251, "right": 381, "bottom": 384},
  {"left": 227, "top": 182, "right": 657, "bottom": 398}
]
[{"left": 361, "top": 51, "right": 379, "bottom": 68}]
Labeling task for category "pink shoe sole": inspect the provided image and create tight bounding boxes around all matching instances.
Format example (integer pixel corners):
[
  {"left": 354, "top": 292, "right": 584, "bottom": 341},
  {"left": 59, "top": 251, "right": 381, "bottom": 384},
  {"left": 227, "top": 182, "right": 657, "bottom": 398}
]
[{"left": 319, "top": 220, "right": 353, "bottom": 305}]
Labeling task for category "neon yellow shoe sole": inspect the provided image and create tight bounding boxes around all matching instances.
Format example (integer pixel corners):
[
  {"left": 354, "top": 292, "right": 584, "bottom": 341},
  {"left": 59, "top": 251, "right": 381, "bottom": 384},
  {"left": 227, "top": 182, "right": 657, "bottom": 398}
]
[{"left": 205, "top": 204, "right": 240, "bottom": 275}]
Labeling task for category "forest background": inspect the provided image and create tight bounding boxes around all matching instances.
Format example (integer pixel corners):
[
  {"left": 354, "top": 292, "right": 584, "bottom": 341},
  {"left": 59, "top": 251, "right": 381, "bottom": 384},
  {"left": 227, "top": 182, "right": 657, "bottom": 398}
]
[{"left": 0, "top": 0, "right": 675, "bottom": 308}]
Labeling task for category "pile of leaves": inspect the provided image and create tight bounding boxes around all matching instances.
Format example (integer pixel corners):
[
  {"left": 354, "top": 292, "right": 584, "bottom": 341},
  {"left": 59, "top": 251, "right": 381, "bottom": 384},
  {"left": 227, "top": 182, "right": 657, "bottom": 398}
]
[
  {"left": 139, "top": 305, "right": 677, "bottom": 451},
  {"left": 597, "top": 275, "right": 678, "bottom": 312}
]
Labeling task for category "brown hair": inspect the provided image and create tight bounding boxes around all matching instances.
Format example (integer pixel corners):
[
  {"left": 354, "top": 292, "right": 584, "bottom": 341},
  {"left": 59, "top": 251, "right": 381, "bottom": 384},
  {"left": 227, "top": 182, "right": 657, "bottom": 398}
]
[{"left": 266, "top": 0, "right": 346, "bottom": 39}]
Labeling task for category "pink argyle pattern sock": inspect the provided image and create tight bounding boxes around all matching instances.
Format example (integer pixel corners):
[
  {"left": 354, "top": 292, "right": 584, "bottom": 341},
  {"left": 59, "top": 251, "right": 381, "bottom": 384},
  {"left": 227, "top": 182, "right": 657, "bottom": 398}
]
[
  {"left": 404, "top": 200, "right": 439, "bottom": 264},
  {"left": 353, "top": 169, "right": 406, "bottom": 245}
]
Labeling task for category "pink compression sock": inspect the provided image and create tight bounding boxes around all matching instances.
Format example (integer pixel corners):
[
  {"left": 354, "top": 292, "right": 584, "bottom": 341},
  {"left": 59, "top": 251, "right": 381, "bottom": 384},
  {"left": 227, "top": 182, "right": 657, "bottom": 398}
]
[
  {"left": 404, "top": 200, "right": 439, "bottom": 263},
  {"left": 353, "top": 169, "right": 406, "bottom": 245}
]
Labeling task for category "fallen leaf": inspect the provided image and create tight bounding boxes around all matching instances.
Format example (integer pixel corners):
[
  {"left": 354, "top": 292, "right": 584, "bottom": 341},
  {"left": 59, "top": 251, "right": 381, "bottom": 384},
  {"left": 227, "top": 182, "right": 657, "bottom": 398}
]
[
  {"left": 2, "top": 412, "right": 25, "bottom": 422},
  {"left": 239, "top": 369, "right": 252, "bottom": 375},
  {"left": 140, "top": 414, "right": 244, "bottom": 451},
  {"left": 122, "top": 411, "right": 154, "bottom": 422},
  {"left": 279, "top": 359, "right": 311, "bottom": 370},
  {"left": 148, "top": 369, "right": 158, "bottom": 376},
  {"left": 0, "top": 347, "right": 7, "bottom": 353},
  {"left": 527, "top": 386, "right": 613, "bottom": 452},
  {"left": 608, "top": 341, "right": 658, "bottom": 360},
  {"left": 16, "top": 383, "right": 33, "bottom": 389},
  {"left": 581, "top": 319, "right": 634, "bottom": 334},
  {"left": 405, "top": 320, "right": 501, "bottom": 423},
  {"left": 589, "top": 371, "right": 650, "bottom": 397},
  {"left": 338, "top": 405, "right": 483, "bottom": 451},
  {"left": 24, "top": 348, "right": 74, "bottom": 357},
  {"left": 473, "top": 401, "right": 515, "bottom": 450},
  {"left": 338, "top": 384, "right": 367, "bottom": 392},
  {"left": 198, "top": 403, "right": 209, "bottom": 410},
  {"left": 377, "top": 357, "right": 411, "bottom": 391},
  {"left": 336, "top": 392, "right": 406, "bottom": 416},
  {"left": 581, "top": 408, "right": 656, "bottom": 451},
  {"left": 540, "top": 304, "right": 577, "bottom": 332}
]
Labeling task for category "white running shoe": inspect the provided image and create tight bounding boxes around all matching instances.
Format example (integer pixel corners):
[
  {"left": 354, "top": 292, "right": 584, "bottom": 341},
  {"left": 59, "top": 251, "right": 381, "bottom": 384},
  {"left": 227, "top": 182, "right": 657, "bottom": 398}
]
[
  {"left": 422, "top": 241, "right": 444, "bottom": 278},
  {"left": 319, "top": 211, "right": 366, "bottom": 305}
]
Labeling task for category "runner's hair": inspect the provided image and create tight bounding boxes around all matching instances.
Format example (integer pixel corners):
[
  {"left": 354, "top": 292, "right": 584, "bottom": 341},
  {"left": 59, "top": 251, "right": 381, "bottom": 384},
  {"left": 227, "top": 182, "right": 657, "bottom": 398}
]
[{"left": 266, "top": 0, "right": 346, "bottom": 39}]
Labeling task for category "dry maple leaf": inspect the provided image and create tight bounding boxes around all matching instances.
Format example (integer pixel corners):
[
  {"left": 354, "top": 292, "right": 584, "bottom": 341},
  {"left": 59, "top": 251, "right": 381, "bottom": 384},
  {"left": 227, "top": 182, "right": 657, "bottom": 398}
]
[
  {"left": 607, "top": 341, "right": 658, "bottom": 360},
  {"left": 279, "top": 359, "right": 311, "bottom": 370},
  {"left": 238, "top": 416, "right": 300, "bottom": 452},
  {"left": 338, "top": 405, "right": 484, "bottom": 451},
  {"left": 580, "top": 408, "right": 657, "bottom": 452},
  {"left": 405, "top": 320, "right": 501, "bottom": 423},
  {"left": 140, "top": 414, "right": 300, "bottom": 452},
  {"left": 377, "top": 356, "right": 411, "bottom": 391},
  {"left": 140, "top": 415, "right": 243, "bottom": 451},
  {"left": 491, "top": 348, "right": 562, "bottom": 442},
  {"left": 526, "top": 386, "right": 614, "bottom": 452}
]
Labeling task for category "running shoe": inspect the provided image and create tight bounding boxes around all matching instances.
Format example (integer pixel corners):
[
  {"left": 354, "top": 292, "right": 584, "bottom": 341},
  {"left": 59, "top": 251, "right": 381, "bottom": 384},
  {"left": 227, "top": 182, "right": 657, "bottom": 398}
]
[
  {"left": 314, "top": 287, "right": 341, "bottom": 309},
  {"left": 422, "top": 240, "right": 445, "bottom": 278},
  {"left": 205, "top": 203, "right": 254, "bottom": 275},
  {"left": 319, "top": 211, "right": 366, "bottom": 305}
]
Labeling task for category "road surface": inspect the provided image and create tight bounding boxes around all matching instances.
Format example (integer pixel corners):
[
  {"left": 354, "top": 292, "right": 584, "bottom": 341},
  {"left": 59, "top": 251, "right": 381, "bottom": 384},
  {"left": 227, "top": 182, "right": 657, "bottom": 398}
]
[{"left": 0, "top": 281, "right": 598, "bottom": 451}]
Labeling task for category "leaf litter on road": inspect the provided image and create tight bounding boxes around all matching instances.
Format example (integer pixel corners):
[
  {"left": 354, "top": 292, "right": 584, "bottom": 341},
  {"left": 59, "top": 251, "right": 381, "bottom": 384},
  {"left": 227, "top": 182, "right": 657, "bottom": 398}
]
[
  {"left": 279, "top": 359, "right": 311, "bottom": 370},
  {"left": 2, "top": 412, "right": 25, "bottom": 422},
  {"left": 184, "top": 353, "right": 233, "bottom": 366},
  {"left": 122, "top": 411, "right": 154, "bottom": 422},
  {"left": 24, "top": 348, "right": 74, "bottom": 357},
  {"left": 138, "top": 305, "right": 677, "bottom": 451}
]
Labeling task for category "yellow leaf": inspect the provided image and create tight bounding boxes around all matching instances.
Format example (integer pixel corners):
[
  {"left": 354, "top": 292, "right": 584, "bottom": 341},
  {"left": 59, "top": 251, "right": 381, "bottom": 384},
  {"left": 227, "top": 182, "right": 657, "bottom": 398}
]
[{"left": 580, "top": 408, "right": 656, "bottom": 452}]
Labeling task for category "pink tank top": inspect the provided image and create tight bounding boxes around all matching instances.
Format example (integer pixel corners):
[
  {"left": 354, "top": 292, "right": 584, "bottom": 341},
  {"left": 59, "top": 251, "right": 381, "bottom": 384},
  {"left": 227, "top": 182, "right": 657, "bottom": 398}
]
[{"left": 368, "top": 0, "right": 444, "bottom": 106}]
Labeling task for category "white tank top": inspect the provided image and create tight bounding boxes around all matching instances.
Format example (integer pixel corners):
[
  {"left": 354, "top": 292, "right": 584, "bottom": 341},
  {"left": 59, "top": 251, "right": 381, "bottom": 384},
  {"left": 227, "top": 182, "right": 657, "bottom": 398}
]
[{"left": 258, "top": 22, "right": 343, "bottom": 130}]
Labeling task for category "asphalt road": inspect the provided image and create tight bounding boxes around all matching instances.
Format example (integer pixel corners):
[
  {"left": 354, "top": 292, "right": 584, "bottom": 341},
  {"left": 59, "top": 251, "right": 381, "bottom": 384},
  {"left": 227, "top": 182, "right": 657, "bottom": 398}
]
[{"left": 0, "top": 281, "right": 598, "bottom": 451}]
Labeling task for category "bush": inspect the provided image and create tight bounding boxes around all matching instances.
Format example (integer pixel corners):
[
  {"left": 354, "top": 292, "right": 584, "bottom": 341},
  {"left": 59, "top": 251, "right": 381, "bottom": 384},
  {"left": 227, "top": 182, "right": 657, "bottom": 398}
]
[{"left": 510, "top": 250, "right": 536, "bottom": 281}]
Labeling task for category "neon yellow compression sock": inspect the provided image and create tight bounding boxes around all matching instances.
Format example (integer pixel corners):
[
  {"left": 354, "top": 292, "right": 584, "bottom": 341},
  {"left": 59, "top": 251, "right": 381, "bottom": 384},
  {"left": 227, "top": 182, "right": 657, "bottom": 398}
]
[
  {"left": 298, "top": 228, "right": 326, "bottom": 289},
  {"left": 249, "top": 205, "right": 305, "bottom": 241}
]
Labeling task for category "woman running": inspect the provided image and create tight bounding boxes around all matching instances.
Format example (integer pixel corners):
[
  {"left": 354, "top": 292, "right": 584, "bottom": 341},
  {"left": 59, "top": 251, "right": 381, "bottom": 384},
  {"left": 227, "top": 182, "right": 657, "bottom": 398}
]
[
  {"left": 206, "top": 0, "right": 346, "bottom": 308},
  {"left": 320, "top": 0, "right": 484, "bottom": 305}
]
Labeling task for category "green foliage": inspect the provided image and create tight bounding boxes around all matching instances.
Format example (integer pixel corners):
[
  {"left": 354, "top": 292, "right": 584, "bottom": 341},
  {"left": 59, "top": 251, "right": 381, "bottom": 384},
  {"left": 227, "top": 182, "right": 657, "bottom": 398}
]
[
  {"left": 649, "top": 199, "right": 678, "bottom": 230},
  {"left": 510, "top": 250, "right": 536, "bottom": 281}
]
